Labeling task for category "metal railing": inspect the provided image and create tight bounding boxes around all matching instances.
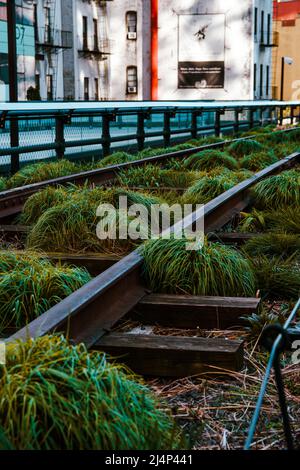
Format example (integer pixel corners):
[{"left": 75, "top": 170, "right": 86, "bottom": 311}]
[
  {"left": 245, "top": 299, "right": 300, "bottom": 450},
  {"left": 0, "top": 100, "right": 299, "bottom": 174}
]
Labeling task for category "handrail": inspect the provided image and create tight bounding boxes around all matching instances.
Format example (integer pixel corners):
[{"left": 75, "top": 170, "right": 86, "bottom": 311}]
[{"left": 245, "top": 298, "right": 300, "bottom": 450}]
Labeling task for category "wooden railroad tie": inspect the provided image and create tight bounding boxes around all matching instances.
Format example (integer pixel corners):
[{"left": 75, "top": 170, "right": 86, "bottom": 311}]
[
  {"left": 95, "top": 333, "right": 244, "bottom": 377},
  {"left": 131, "top": 294, "right": 261, "bottom": 330}
]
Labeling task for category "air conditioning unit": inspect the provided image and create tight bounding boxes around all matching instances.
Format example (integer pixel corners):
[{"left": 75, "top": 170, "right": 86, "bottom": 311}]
[
  {"left": 128, "top": 86, "right": 137, "bottom": 94},
  {"left": 127, "top": 32, "right": 137, "bottom": 40}
]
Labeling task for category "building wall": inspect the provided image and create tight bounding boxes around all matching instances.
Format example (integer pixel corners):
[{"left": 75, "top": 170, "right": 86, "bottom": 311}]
[
  {"left": 35, "top": 0, "right": 64, "bottom": 101},
  {"left": 273, "top": 0, "right": 300, "bottom": 101},
  {"left": 155, "top": 0, "right": 273, "bottom": 101}
]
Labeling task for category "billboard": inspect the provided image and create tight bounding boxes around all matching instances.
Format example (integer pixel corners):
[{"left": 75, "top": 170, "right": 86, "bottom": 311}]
[{"left": 178, "top": 13, "right": 225, "bottom": 89}]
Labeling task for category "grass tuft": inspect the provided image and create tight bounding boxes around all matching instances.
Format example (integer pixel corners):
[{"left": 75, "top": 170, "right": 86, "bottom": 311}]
[
  {"left": 0, "top": 335, "right": 184, "bottom": 449},
  {"left": 183, "top": 150, "right": 238, "bottom": 171},
  {"left": 142, "top": 237, "right": 256, "bottom": 297},
  {"left": 7, "top": 160, "right": 79, "bottom": 188},
  {"left": 240, "top": 151, "right": 277, "bottom": 171},
  {"left": 0, "top": 251, "right": 91, "bottom": 334},
  {"left": 228, "top": 139, "right": 264, "bottom": 158},
  {"left": 253, "top": 170, "right": 300, "bottom": 209}
]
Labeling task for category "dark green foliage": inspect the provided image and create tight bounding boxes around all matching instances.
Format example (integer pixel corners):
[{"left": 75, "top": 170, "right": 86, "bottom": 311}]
[
  {"left": 183, "top": 150, "right": 238, "bottom": 171},
  {"left": 243, "top": 233, "right": 300, "bottom": 258},
  {"left": 240, "top": 151, "right": 277, "bottom": 171},
  {"left": 142, "top": 237, "right": 256, "bottom": 297},
  {"left": 0, "top": 335, "right": 184, "bottom": 450},
  {"left": 0, "top": 251, "right": 91, "bottom": 334},
  {"left": 228, "top": 139, "right": 264, "bottom": 158},
  {"left": 253, "top": 170, "right": 300, "bottom": 209},
  {"left": 251, "top": 255, "right": 300, "bottom": 299}
]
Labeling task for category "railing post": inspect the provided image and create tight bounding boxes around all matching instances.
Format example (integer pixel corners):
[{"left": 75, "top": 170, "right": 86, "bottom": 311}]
[
  {"left": 260, "top": 108, "right": 264, "bottom": 127},
  {"left": 214, "top": 109, "right": 223, "bottom": 137},
  {"left": 10, "top": 117, "right": 20, "bottom": 174},
  {"left": 290, "top": 106, "right": 294, "bottom": 125},
  {"left": 102, "top": 113, "right": 112, "bottom": 157},
  {"left": 279, "top": 106, "right": 284, "bottom": 126},
  {"left": 249, "top": 108, "right": 255, "bottom": 129},
  {"left": 234, "top": 109, "right": 240, "bottom": 134},
  {"left": 137, "top": 112, "right": 146, "bottom": 151},
  {"left": 55, "top": 116, "right": 65, "bottom": 159},
  {"left": 191, "top": 111, "right": 201, "bottom": 139},
  {"left": 163, "top": 112, "right": 171, "bottom": 147}
]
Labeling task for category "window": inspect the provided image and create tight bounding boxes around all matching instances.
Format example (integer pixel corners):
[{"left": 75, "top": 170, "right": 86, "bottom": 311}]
[
  {"left": 260, "top": 10, "right": 264, "bottom": 43},
  {"left": 254, "top": 7, "right": 258, "bottom": 37},
  {"left": 34, "top": 4, "right": 38, "bottom": 42},
  {"left": 260, "top": 64, "right": 263, "bottom": 98},
  {"left": 267, "top": 14, "right": 271, "bottom": 44},
  {"left": 44, "top": 7, "right": 51, "bottom": 43},
  {"left": 126, "top": 11, "right": 137, "bottom": 39},
  {"left": 266, "top": 65, "right": 269, "bottom": 97},
  {"left": 94, "top": 78, "right": 99, "bottom": 101},
  {"left": 46, "top": 74, "right": 53, "bottom": 101},
  {"left": 254, "top": 63, "right": 257, "bottom": 93},
  {"left": 93, "top": 19, "right": 98, "bottom": 51},
  {"left": 126, "top": 66, "right": 138, "bottom": 94},
  {"left": 82, "top": 16, "right": 88, "bottom": 49},
  {"left": 84, "top": 77, "right": 89, "bottom": 101}
]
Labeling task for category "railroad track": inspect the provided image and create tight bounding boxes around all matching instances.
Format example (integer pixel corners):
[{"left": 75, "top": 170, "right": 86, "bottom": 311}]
[
  {"left": 0, "top": 127, "right": 297, "bottom": 222},
  {"left": 4, "top": 148, "right": 299, "bottom": 378}
]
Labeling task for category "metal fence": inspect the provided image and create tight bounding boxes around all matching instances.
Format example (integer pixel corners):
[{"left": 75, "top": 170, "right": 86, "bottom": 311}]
[{"left": 0, "top": 100, "right": 299, "bottom": 174}]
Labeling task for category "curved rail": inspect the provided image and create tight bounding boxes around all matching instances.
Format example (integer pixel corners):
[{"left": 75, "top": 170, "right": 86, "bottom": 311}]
[
  {"left": 6, "top": 150, "right": 300, "bottom": 346},
  {"left": 0, "top": 127, "right": 298, "bottom": 221}
]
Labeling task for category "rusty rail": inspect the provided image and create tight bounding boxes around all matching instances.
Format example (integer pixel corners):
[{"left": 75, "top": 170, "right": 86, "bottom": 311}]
[
  {"left": 7, "top": 150, "right": 300, "bottom": 346},
  {"left": 0, "top": 127, "right": 297, "bottom": 221}
]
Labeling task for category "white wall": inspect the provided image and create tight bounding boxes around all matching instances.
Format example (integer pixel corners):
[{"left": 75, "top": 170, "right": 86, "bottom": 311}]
[{"left": 156, "top": 0, "right": 265, "bottom": 101}]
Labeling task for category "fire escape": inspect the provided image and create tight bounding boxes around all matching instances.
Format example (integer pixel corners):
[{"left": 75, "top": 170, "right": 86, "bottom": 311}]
[
  {"left": 79, "top": 0, "right": 114, "bottom": 100},
  {"left": 34, "top": 0, "right": 72, "bottom": 100}
]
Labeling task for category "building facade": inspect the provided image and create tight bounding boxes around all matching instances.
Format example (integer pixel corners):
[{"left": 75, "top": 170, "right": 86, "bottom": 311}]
[
  {"left": 273, "top": 0, "right": 300, "bottom": 101},
  {"left": 0, "top": 0, "right": 274, "bottom": 102}
]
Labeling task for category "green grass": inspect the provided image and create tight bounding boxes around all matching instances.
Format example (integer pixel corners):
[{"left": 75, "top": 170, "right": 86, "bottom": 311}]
[
  {"left": 182, "top": 172, "right": 238, "bottom": 205},
  {"left": 97, "top": 151, "right": 134, "bottom": 167},
  {"left": 253, "top": 170, "right": 300, "bottom": 209},
  {"left": 183, "top": 150, "right": 238, "bottom": 171},
  {"left": 7, "top": 160, "right": 80, "bottom": 189},
  {"left": 0, "top": 251, "right": 91, "bottom": 335},
  {"left": 251, "top": 255, "right": 300, "bottom": 300},
  {"left": 228, "top": 139, "right": 264, "bottom": 158},
  {"left": 237, "top": 209, "right": 269, "bottom": 233},
  {"left": 141, "top": 237, "right": 256, "bottom": 297},
  {"left": 0, "top": 335, "right": 184, "bottom": 450},
  {"left": 0, "top": 177, "right": 7, "bottom": 192},
  {"left": 240, "top": 151, "right": 278, "bottom": 171},
  {"left": 118, "top": 165, "right": 198, "bottom": 189},
  {"left": 266, "top": 207, "right": 300, "bottom": 234},
  {"left": 25, "top": 188, "right": 161, "bottom": 254},
  {"left": 243, "top": 233, "right": 300, "bottom": 258}
]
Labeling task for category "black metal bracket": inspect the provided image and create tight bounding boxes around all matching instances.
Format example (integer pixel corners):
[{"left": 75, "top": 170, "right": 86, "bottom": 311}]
[
  {"left": 260, "top": 322, "right": 300, "bottom": 450},
  {"left": 0, "top": 111, "right": 8, "bottom": 129},
  {"left": 63, "top": 109, "right": 75, "bottom": 124}
]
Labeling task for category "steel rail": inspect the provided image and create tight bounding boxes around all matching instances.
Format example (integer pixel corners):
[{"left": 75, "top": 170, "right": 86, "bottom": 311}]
[
  {"left": 6, "top": 150, "right": 300, "bottom": 347},
  {"left": 0, "top": 127, "right": 298, "bottom": 221}
]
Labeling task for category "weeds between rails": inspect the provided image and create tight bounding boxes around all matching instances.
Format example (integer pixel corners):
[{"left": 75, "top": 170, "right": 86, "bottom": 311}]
[
  {"left": 0, "top": 124, "right": 298, "bottom": 191},
  {"left": 0, "top": 126, "right": 298, "bottom": 449}
]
